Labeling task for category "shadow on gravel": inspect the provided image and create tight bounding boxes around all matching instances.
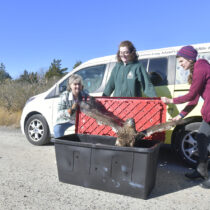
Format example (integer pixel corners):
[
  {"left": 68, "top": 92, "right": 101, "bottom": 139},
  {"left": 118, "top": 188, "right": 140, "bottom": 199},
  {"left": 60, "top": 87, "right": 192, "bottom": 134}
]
[{"left": 149, "top": 144, "right": 204, "bottom": 199}]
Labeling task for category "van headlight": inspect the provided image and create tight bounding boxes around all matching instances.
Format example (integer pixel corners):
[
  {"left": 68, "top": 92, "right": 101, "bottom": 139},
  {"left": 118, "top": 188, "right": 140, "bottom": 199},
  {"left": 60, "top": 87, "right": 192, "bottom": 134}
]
[{"left": 25, "top": 96, "right": 36, "bottom": 105}]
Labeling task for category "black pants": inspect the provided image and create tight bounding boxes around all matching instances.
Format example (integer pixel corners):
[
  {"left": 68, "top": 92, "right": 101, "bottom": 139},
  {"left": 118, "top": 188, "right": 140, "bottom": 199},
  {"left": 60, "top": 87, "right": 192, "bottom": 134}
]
[{"left": 196, "top": 120, "right": 210, "bottom": 162}]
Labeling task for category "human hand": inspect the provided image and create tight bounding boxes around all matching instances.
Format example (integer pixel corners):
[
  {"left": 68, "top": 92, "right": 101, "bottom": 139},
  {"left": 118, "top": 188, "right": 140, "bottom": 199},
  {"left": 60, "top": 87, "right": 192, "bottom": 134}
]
[
  {"left": 161, "top": 97, "right": 173, "bottom": 104},
  {"left": 172, "top": 115, "right": 182, "bottom": 121},
  {"left": 71, "top": 103, "right": 78, "bottom": 110},
  {"left": 67, "top": 108, "right": 72, "bottom": 115},
  {"left": 67, "top": 103, "right": 78, "bottom": 116}
]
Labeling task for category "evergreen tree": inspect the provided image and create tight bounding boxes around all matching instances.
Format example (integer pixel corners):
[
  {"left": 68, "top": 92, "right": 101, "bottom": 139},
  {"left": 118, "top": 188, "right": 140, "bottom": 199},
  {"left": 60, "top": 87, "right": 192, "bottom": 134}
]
[
  {"left": 45, "top": 59, "right": 68, "bottom": 80},
  {"left": 0, "top": 63, "right": 12, "bottom": 82},
  {"left": 73, "top": 61, "right": 82, "bottom": 69},
  {"left": 18, "top": 70, "right": 39, "bottom": 83}
]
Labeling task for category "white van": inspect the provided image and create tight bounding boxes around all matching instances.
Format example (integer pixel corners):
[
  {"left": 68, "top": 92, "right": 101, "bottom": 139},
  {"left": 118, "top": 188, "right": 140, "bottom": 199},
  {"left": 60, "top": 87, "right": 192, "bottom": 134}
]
[{"left": 20, "top": 42, "right": 210, "bottom": 166}]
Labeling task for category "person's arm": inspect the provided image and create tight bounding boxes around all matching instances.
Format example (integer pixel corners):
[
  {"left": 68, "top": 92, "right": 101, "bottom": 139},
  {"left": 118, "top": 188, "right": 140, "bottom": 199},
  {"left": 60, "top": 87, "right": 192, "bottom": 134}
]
[
  {"left": 137, "top": 63, "right": 157, "bottom": 97},
  {"left": 161, "top": 91, "right": 200, "bottom": 119},
  {"left": 103, "top": 64, "right": 117, "bottom": 96},
  {"left": 178, "top": 94, "right": 200, "bottom": 117},
  {"left": 161, "top": 61, "right": 206, "bottom": 119},
  {"left": 57, "top": 91, "right": 71, "bottom": 119}
]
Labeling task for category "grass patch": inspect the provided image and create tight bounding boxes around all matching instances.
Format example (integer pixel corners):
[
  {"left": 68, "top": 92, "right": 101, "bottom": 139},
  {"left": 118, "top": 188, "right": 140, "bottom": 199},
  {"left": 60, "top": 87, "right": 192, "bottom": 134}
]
[
  {"left": 0, "top": 77, "right": 61, "bottom": 127},
  {"left": 0, "top": 107, "right": 22, "bottom": 127}
]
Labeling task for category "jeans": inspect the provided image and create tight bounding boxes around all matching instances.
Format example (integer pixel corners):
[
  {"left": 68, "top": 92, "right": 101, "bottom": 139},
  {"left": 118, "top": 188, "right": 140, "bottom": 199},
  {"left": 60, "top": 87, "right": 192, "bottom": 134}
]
[
  {"left": 53, "top": 122, "right": 73, "bottom": 138},
  {"left": 196, "top": 120, "right": 210, "bottom": 162}
]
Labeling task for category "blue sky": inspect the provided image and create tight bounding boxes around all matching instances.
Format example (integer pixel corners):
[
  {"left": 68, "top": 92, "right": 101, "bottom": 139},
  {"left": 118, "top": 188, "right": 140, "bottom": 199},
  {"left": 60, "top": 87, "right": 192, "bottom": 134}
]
[{"left": 1, "top": 0, "right": 210, "bottom": 79}]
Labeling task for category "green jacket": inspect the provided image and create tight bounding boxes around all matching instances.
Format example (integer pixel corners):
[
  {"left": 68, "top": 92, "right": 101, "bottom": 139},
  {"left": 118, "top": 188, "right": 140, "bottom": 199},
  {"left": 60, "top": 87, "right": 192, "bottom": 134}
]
[{"left": 103, "top": 61, "right": 157, "bottom": 97}]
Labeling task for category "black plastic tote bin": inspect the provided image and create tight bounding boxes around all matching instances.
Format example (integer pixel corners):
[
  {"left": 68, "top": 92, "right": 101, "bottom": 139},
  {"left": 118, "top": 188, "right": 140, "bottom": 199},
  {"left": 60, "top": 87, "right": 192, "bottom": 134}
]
[{"left": 54, "top": 134, "right": 161, "bottom": 199}]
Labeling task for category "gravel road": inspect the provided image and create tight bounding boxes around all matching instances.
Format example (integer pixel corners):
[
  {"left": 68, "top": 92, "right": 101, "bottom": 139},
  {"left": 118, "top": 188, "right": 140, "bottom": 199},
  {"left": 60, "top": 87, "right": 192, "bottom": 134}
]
[{"left": 0, "top": 126, "right": 210, "bottom": 210}]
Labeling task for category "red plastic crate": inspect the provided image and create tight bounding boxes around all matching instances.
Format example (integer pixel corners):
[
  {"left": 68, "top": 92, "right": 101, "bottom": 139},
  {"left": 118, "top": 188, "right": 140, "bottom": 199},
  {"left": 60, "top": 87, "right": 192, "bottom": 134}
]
[{"left": 75, "top": 97, "right": 166, "bottom": 141}]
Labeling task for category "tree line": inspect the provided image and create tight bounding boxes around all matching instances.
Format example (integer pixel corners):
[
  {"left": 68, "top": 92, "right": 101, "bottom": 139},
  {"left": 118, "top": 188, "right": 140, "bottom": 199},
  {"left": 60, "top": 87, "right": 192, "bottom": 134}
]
[
  {"left": 0, "top": 59, "right": 82, "bottom": 112},
  {"left": 0, "top": 59, "right": 82, "bottom": 84}
]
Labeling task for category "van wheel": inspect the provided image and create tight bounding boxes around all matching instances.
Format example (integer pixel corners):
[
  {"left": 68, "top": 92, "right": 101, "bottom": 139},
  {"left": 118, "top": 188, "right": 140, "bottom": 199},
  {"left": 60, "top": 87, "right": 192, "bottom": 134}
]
[
  {"left": 25, "top": 114, "right": 50, "bottom": 146},
  {"left": 172, "top": 122, "right": 201, "bottom": 168}
]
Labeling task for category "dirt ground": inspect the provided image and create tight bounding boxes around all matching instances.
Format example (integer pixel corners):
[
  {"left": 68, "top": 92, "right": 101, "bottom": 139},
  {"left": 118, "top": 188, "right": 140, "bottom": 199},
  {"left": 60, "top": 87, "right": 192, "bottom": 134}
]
[{"left": 0, "top": 126, "right": 210, "bottom": 210}]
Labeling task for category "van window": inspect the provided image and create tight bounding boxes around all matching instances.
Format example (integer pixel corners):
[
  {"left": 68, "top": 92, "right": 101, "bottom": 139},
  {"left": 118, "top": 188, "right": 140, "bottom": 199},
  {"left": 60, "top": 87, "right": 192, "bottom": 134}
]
[
  {"left": 175, "top": 61, "right": 189, "bottom": 84},
  {"left": 58, "top": 64, "right": 106, "bottom": 94},
  {"left": 76, "top": 64, "right": 106, "bottom": 93},
  {"left": 198, "top": 52, "right": 210, "bottom": 62},
  {"left": 148, "top": 58, "right": 168, "bottom": 86}
]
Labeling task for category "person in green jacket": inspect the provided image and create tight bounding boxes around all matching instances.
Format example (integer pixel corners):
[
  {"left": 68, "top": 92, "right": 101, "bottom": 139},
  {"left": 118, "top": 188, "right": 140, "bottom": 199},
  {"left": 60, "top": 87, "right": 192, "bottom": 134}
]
[{"left": 103, "top": 40, "right": 156, "bottom": 97}]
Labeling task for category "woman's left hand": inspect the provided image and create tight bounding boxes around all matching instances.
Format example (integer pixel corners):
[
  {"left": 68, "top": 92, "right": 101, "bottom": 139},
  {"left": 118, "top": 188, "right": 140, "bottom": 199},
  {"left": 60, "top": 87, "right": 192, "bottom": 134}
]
[
  {"left": 71, "top": 103, "right": 78, "bottom": 110},
  {"left": 67, "top": 103, "right": 78, "bottom": 116},
  {"left": 172, "top": 115, "right": 182, "bottom": 121},
  {"left": 161, "top": 97, "right": 173, "bottom": 104}
]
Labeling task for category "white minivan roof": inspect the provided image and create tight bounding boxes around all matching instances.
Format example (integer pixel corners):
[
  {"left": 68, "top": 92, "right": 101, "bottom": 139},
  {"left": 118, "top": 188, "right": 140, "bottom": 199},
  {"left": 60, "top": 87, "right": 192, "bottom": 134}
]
[{"left": 73, "top": 42, "right": 210, "bottom": 71}]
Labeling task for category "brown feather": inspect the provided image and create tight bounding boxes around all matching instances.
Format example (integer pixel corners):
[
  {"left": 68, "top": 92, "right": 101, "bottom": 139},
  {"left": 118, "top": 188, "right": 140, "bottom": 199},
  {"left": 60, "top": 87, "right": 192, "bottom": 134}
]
[{"left": 79, "top": 98, "right": 190, "bottom": 147}]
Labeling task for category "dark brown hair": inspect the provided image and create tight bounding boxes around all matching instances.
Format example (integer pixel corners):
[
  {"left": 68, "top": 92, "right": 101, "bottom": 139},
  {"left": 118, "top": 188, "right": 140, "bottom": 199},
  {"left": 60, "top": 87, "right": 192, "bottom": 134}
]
[
  {"left": 187, "top": 62, "right": 195, "bottom": 84},
  {"left": 116, "top": 40, "right": 138, "bottom": 62}
]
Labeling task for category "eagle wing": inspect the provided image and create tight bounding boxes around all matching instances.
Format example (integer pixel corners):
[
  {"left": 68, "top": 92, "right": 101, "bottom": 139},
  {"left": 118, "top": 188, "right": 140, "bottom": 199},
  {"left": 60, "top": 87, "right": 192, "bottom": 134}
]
[
  {"left": 136, "top": 118, "right": 191, "bottom": 139},
  {"left": 79, "top": 98, "right": 122, "bottom": 132}
]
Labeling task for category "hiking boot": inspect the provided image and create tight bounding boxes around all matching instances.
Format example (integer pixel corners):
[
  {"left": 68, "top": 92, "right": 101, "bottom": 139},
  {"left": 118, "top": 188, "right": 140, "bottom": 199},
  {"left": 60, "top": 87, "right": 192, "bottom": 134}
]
[
  {"left": 200, "top": 178, "right": 210, "bottom": 189},
  {"left": 185, "top": 170, "right": 205, "bottom": 179},
  {"left": 197, "top": 162, "right": 208, "bottom": 179}
]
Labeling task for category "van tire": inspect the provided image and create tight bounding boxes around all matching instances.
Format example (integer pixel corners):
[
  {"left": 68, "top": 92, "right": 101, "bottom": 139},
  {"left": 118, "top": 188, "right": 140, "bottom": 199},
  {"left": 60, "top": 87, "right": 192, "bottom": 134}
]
[
  {"left": 172, "top": 122, "right": 201, "bottom": 168},
  {"left": 25, "top": 114, "right": 50, "bottom": 146}
]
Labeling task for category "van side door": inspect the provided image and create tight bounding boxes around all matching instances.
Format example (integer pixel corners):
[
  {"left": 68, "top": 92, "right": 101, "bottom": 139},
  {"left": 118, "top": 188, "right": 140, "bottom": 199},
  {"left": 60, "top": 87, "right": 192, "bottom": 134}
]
[
  {"left": 144, "top": 56, "right": 178, "bottom": 118},
  {"left": 143, "top": 56, "right": 176, "bottom": 97}
]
